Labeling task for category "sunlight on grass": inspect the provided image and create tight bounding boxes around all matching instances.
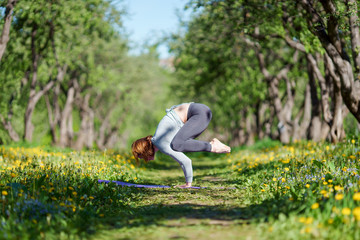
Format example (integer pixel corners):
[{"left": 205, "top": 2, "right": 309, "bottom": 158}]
[{"left": 1, "top": 139, "right": 360, "bottom": 239}]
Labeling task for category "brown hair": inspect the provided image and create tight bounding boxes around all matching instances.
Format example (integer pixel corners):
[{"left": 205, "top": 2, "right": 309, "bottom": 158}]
[{"left": 131, "top": 135, "right": 155, "bottom": 162}]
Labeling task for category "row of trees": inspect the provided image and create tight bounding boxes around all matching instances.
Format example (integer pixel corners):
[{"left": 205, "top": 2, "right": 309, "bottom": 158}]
[
  {"left": 170, "top": 0, "right": 360, "bottom": 145},
  {"left": 0, "top": 0, "right": 173, "bottom": 149}
]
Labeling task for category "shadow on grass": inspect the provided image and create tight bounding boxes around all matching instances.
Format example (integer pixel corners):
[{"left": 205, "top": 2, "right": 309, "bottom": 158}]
[{"left": 92, "top": 187, "right": 305, "bottom": 238}]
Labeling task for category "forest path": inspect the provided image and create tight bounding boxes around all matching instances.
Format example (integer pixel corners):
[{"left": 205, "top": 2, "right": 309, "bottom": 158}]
[{"left": 93, "top": 152, "right": 260, "bottom": 240}]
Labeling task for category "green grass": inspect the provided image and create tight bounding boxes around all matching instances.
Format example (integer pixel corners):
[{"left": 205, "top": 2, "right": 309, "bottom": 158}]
[{"left": 1, "top": 138, "right": 360, "bottom": 239}]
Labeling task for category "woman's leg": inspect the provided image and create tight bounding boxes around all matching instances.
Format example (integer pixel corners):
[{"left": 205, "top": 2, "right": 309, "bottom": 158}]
[{"left": 170, "top": 103, "right": 212, "bottom": 152}]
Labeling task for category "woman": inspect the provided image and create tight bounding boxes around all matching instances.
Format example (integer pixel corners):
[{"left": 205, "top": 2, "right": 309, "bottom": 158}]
[{"left": 131, "top": 102, "right": 231, "bottom": 188}]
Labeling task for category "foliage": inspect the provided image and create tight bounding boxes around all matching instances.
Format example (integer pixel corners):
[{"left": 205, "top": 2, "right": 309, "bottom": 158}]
[{"left": 0, "top": 145, "right": 140, "bottom": 239}]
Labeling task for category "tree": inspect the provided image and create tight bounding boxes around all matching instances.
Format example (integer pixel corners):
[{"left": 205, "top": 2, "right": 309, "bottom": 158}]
[{"left": 0, "top": 0, "right": 17, "bottom": 61}]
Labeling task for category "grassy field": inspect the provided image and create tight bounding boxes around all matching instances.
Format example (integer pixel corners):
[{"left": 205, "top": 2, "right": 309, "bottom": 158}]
[{"left": 1, "top": 138, "right": 360, "bottom": 239}]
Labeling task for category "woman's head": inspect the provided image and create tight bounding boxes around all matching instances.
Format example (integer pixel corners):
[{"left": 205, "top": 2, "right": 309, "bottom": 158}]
[{"left": 131, "top": 135, "right": 155, "bottom": 162}]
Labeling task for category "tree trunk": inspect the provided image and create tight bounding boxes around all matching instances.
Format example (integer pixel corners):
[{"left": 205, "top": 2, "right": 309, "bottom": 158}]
[
  {"left": 245, "top": 113, "right": 256, "bottom": 146},
  {"left": 24, "top": 23, "right": 55, "bottom": 141},
  {"left": 73, "top": 93, "right": 94, "bottom": 150},
  {"left": 347, "top": 0, "right": 360, "bottom": 76},
  {"left": 307, "top": 57, "right": 323, "bottom": 141},
  {"left": 293, "top": 83, "right": 311, "bottom": 141},
  {"left": 299, "top": 0, "right": 360, "bottom": 123},
  {"left": 59, "top": 86, "right": 75, "bottom": 147},
  {"left": 255, "top": 101, "right": 268, "bottom": 140},
  {"left": 0, "top": 113, "right": 19, "bottom": 141},
  {"left": 0, "top": 0, "right": 17, "bottom": 61},
  {"left": 324, "top": 53, "right": 346, "bottom": 142}
]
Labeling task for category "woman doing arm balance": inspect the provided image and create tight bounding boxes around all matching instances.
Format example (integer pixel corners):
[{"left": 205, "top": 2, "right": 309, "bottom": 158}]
[{"left": 131, "top": 103, "right": 231, "bottom": 188}]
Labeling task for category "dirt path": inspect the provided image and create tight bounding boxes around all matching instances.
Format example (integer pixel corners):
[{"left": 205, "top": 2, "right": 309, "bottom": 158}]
[{"left": 93, "top": 153, "right": 260, "bottom": 240}]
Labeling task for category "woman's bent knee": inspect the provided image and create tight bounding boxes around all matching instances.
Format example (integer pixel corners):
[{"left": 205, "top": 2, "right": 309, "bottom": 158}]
[{"left": 170, "top": 140, "right": 185, "bottom": 152}]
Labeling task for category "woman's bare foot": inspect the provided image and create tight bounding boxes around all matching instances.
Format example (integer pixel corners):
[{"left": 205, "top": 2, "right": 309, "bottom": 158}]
[
  {"left": 174, "top": 182, "right": 192, "bottom": 188},
  {"left": 210, "top": 138, "right": 231, "bottom": 153}
]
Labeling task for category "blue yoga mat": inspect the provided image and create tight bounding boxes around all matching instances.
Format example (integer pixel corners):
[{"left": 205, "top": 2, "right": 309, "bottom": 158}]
[{"left": 98, "top": 180, "right": 235, "bottom": 189}]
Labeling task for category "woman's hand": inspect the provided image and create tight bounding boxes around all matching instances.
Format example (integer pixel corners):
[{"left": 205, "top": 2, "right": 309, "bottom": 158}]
[{"left": 174, "top": 182, "right": 192, "bottom": 188}]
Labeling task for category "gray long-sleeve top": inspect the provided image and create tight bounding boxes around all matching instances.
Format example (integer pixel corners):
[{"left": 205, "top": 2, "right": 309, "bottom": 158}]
[{"left": 151, "top": 104, "right": 193, "bottom": 183}]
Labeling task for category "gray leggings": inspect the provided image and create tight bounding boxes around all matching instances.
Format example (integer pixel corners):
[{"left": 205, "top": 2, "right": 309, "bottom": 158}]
[{"left": 170, "top": 103, "right": 212, "bottom": 152}]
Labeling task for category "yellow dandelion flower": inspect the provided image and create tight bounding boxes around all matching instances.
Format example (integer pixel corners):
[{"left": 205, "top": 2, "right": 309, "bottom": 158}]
[
  {"left": 353, "top": 193, "right": 360, "bottom": 201},
  {"left": 305, "top": 184, "right": 310, "bottom": 188},
  {"left": 320, "top": 190, "right": 327, "bottom": 195},
  {"left": 305, "top": 217, "right": 313, "bottom": 224},
  {"left": 342, "top": 208, "right": 351, "bottom": 216},
  {"left": 311, "top": 203, "right": 319, "bottom": 209},
  {"left": 281, "top": 178, "right": 285, "bottom": 183},
  {"left": 72, "top": 192, "right": 77, "bottom": 196},
  {"left": 2, "top": 191, "right": 8, "bottom": 196},
  {"left": 335, "top": 194, "right": 344, "bottom": 200},
  {"left": 284, "top": 167, "right": 289, "bottom": 172},
  {"left": 273, "top": 178, "right": 277, "bottom": 182},
  {"left": 328, "top": 219, "right": 334, "bottom": 224},
  {"left": 334, "top": 185, "right": 343, "bottom": 191},
  {"left": 353, "top": 207, "right": 360, "bottom": 221}
]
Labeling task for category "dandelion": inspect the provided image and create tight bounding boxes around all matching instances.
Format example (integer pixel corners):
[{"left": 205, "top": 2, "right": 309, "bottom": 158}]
[
  {"left": 320, "top": 190, "right": 327, "bottom": 195},
  {"left": 328, "top": 219, "right": 334, "bottom": 224},
  {"left": 311, "top": 203, "right": 319, "bottom": 209},
  {"left": 284, "top": 167, "right": 289, "bottom": 172},
  {"left": 335, "top": 194, "right": 344, "bottom": 200},
  {"left": 2, "top": 191, "right": 8, "bottom": 196},
  {"left": 353, "top": 207, "right": 360, "bottom": 220},
  {"left": 352, "top": 139, "right": 356, "bottom": 144},
  {"left": 335, "top": 185, "right": 343, "bottom": 191},
  {"left": 305, "top": 184, "right": 310, "bottom": 188},
  {"left": 305, "top": 217, "right": 313, "bottom": 224},
  {"left": 273, "top": 178, "right": 277, "bottom": 182},
  {"left": 281, "top": 178, "right": 285, "bottom": 183},
  {"left": 342, "top": 208, "right": 351, "bottom": 216},
  {"left": 353, "top": 193, "right": 360, "bottom": 201}
]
